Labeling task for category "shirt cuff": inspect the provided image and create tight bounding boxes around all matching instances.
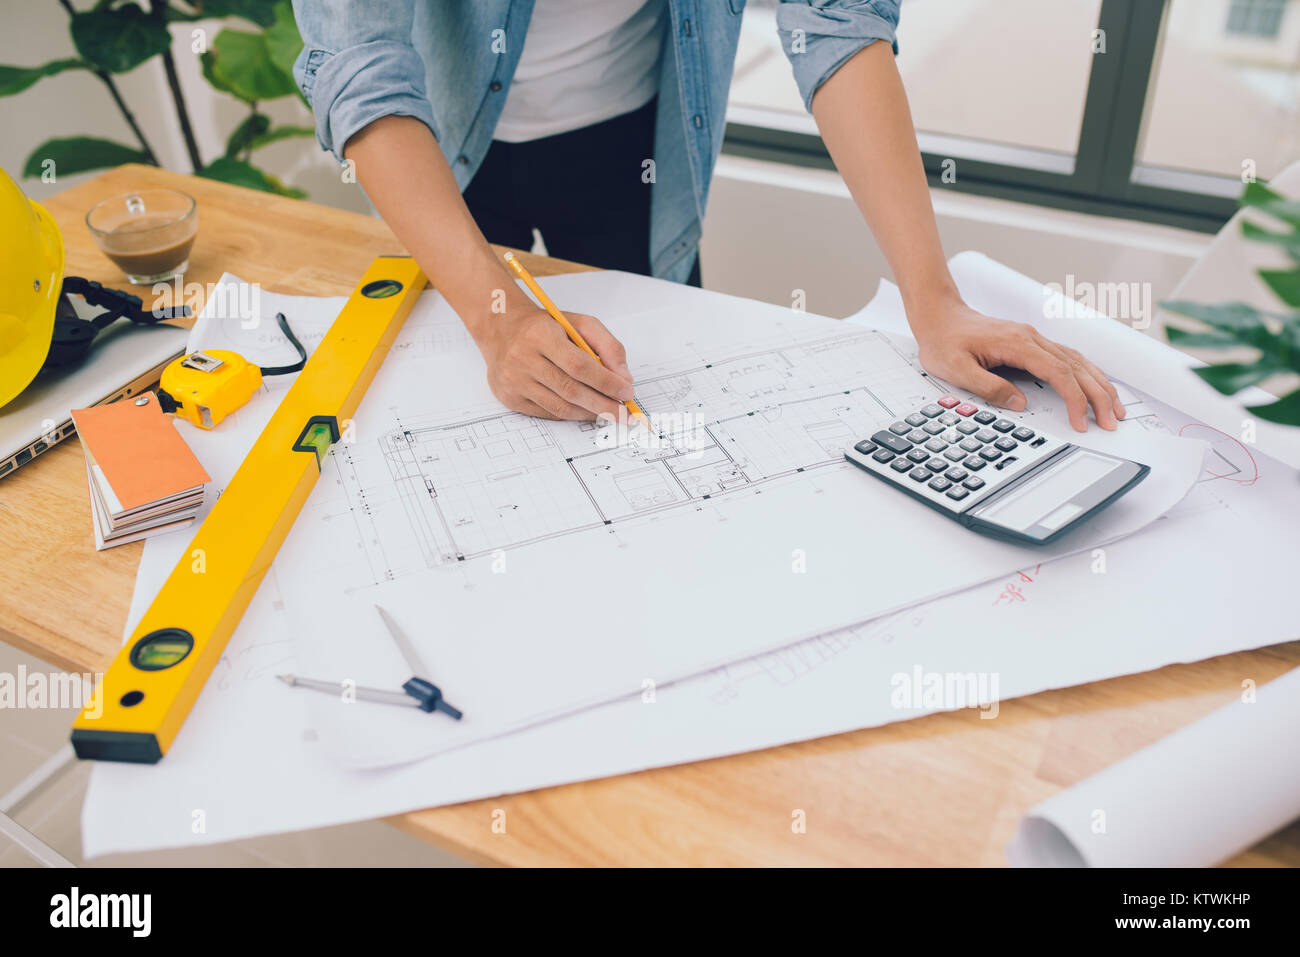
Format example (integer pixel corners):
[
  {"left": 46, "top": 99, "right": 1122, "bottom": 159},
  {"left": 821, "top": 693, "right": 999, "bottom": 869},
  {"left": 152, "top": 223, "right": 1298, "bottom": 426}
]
[
  {"left": 776, "top": 1, "right": 901, "bottom": 112},
  {"left": 297, "top": 41, "right": 440, "bottom": 163}
]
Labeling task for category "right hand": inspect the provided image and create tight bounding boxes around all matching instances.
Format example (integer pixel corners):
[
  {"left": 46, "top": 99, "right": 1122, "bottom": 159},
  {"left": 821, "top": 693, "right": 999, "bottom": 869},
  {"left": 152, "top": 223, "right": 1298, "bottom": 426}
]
[{"left": 473, "top": 305, "right": 635, "bottom": 421}]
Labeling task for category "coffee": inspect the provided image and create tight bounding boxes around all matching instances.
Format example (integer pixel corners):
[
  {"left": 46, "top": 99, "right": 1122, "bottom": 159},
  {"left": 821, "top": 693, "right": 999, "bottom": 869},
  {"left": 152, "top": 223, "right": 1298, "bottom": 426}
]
[{"left": 100, "top": 215, "right": 195, "bottom": 280}]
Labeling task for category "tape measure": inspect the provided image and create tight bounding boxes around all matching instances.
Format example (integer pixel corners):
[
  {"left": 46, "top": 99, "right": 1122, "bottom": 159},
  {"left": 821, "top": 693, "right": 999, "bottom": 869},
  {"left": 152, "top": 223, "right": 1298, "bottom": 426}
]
[
  {"left": 71, "top": 257, "right": 427, "bottom": 763},
  {"left": 160, "top": 349, "right": 263, "bottom": 429}
]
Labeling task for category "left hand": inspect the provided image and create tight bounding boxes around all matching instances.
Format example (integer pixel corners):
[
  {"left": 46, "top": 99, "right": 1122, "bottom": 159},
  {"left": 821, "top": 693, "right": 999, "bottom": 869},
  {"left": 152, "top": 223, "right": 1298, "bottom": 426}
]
[{"left": 909, "top": 300, "right": 1125, "bottom": 433}]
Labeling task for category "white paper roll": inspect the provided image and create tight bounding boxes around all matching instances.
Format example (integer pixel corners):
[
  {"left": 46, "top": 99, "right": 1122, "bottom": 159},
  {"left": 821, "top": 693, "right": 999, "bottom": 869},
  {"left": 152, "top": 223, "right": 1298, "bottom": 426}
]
[{"left": 1007, "top": 666, "right": 1300, "bottom": 867}]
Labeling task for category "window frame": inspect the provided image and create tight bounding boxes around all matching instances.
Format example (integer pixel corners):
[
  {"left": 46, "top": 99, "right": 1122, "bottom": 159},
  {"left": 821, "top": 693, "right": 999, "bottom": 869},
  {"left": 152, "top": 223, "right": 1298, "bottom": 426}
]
[{"left": 722, "top": 0, "right": 1246, "bottom": 233}]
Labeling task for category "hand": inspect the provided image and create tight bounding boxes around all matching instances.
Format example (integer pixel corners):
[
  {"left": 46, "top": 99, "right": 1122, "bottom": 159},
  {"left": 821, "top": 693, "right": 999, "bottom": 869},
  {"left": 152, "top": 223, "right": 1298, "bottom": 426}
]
[
  {"left": 909, "top": 300, "right": 1125, "bottom": 432},
  {"left": 473, "top": 305, "right": 635, "bottom": 420}
]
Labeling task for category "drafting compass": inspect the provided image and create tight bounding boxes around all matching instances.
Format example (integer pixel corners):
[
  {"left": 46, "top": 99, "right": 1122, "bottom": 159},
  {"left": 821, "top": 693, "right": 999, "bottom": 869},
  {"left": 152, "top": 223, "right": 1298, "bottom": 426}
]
[{"left": 278, "top": 605, "right": 463, "bottom": 720}]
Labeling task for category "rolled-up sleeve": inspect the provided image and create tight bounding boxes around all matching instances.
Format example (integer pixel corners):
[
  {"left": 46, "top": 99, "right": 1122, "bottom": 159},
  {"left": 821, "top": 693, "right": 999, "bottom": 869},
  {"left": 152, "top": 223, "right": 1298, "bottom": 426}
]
[
  {"left": 776, "top": 0, "right": 900, "bottom": 112},
  {"left": 291, "top": 0, "right": 439, "bottom": 162}
]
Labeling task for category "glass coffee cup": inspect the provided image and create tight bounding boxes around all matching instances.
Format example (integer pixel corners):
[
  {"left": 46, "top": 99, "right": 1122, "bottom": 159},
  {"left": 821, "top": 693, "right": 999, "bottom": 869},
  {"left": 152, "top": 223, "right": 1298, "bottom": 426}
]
[{"left": 86, "top": 189, "right": 198, "bottom": 284}]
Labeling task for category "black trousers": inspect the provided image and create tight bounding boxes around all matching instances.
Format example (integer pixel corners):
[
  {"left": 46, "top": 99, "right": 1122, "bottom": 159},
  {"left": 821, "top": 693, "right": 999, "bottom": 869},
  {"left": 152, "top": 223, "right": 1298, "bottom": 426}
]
[{"left": 463, "top": 97, "right": 700, "bottom": 285}]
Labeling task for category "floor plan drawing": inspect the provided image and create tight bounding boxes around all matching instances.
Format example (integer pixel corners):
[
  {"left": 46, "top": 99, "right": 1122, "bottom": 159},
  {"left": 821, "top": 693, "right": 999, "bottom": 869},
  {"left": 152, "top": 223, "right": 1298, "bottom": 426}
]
[{"left": 320, "top": 328, "right": 940, "bottom": 583}]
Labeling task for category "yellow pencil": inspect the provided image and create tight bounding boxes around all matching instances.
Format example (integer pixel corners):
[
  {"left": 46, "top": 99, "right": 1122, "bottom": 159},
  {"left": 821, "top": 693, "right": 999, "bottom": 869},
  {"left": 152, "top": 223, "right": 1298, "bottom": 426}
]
[{"left": 502, "top": 252, "right": 646, "bottom": 423}]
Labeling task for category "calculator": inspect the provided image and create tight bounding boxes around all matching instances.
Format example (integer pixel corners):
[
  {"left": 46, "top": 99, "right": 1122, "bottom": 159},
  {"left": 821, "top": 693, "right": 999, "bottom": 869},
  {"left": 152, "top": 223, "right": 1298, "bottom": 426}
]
[{"left": 844, "top": 395, "right": 1150, "bottom": 545}]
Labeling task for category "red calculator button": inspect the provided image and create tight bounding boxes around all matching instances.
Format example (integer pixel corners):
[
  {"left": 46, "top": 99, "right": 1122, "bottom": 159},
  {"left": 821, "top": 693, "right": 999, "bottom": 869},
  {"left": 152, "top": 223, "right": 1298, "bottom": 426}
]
[
  {"left": 937, "top": 395, "right": 960, "bottom": 408},
  {"left": 955, "top": 402, "right": 977, "bottom": 416}
]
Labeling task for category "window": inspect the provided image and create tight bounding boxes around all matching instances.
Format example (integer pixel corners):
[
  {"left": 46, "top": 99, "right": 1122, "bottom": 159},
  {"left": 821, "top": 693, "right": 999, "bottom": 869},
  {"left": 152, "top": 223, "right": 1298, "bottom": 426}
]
[
  {"left": 1226, "top": 0, "right": 1287, "bottom": 37},
  {"left": 724, "top": 0, "right": 1300, "bottom": 232}
]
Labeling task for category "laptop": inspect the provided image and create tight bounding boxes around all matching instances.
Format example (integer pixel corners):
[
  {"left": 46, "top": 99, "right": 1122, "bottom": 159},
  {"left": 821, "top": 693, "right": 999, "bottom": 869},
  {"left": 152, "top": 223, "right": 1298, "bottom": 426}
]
[{"left": 0, "top": 301, "right": 188, "bottom": 480}]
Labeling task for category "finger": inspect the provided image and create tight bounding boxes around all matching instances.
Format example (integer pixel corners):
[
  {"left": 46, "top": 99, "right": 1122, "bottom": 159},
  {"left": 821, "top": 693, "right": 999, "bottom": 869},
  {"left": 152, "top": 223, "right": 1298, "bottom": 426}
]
[
  {"left": 535, "top": 357, "right": 627, "bottom": 420},
  {"left": 513, "top": 396, "right": 558, "bottom": 419},
  {"left": 1011, "top": 342, "right": 1090, "bottom": 432},
  {"left": 952, "top": 359, "right": 1027, "bottom": 412},
  {"left": 568, "top": 313, "right": 632, "bottom": 381},
  {"left": 1033, "top": 338, "right": 1118, "bottom": 430},
  {"left": 1059, "top": 344, "right": 1126, "bottom": 421},
  {"left": 522, "top": 380, "right": 596, "bottom": 421},
  {"left": 544, "top": 334, "right": 636, "bottom": 405}
]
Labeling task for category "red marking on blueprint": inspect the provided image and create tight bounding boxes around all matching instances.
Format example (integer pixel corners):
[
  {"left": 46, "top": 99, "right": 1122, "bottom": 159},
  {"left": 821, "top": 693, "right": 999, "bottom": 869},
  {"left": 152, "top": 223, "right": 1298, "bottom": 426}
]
[
  {"left": 1176, "top": 423, "right": 1260, "bottom": 486},
  {"left": 994, "top": 563, "right": 1043, "bottom": 606}
]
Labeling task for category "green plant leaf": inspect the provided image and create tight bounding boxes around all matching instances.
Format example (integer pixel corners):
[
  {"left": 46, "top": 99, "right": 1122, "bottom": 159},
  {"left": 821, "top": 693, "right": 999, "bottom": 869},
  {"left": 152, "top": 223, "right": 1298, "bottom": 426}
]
[
  {"left": 201, "top": 27, "right": 298, "bottom": 102},
  {"left": 1247, "top": 388, "right": 1300, "bottom": 427},
  {"left": 1242, "top": 220, "right": 1300, "bottom": 262},
  {"left": 192, "top": 0, "right": 280, "bottom": 27},
  {"left": 1193, "top": 362, "right": 1283, "bottom": 396},
  {"left": 0, "top": 58, "right": 86, "bottom": 97},
  {"left": 23, "top": 136, "right": 148, "bottom": 178},
  {"left": 199, "top": 155, "right": 305, "bottom": 198},
  {"left": 225, "top": 112, "right": 270, "bottom": 158},
  {"left": 265, "top": 0, "right": 303, "bottom": 79},
  {"left": 1242, "top": 180, "right": 1300, "bottom": 229},
  {"left": 1159, "top": 300, "right": 1271, "bottom": 332},
  {"left": 1258, "top": 268, "right": 1300, "bottom": 308},
  {"left": 71, "top": 7, "right": 172, "bottom": 74},
  {"left": 248, "top": 124, "right": 315, "bottom": 150},
  {"left": 1164, "top": 326, "right": 1240, "bottom": 349}
]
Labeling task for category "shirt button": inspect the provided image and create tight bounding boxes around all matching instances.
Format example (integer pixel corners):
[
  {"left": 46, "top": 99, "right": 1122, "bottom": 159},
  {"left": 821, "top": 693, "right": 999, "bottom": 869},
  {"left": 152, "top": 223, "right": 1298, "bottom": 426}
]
[
  {"left": 457, "top": 155, "right": 469, "bottom": 164},
  {"left": 693, "top": 114, "right": 703, "bottom": 129},
  {"left": 489, "top": 81, "right": 502, "bottom": 92}
]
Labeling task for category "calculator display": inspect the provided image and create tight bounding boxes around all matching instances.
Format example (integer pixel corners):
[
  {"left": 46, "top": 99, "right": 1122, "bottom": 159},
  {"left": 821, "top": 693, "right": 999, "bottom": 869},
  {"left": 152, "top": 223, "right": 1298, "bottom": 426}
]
[{"left": 971, "top": 450, "right": 1122, "bottom": 532}]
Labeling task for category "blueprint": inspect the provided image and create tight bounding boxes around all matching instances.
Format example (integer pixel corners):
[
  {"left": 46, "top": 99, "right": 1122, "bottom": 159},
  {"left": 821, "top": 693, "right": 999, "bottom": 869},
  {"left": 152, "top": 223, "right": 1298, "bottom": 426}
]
[
  {"left": 264, "top": 278, "right": 1200, "bottom": 768},
  {"left": 80, "top": 260, "right": 1294, "bottom": 857}
]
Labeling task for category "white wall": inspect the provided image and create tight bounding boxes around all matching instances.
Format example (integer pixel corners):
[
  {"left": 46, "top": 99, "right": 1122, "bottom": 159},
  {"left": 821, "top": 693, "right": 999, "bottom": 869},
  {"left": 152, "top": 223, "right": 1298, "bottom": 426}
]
[{"left": 702, "top": 155, "right": 1211, "bottom": 325}]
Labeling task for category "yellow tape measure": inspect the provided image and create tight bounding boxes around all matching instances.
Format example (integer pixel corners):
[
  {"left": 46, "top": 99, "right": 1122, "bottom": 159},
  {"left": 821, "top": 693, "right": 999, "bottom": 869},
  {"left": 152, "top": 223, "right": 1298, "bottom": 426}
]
[{"left": 71, "top": 257, "right": 427, "bottom": 763}]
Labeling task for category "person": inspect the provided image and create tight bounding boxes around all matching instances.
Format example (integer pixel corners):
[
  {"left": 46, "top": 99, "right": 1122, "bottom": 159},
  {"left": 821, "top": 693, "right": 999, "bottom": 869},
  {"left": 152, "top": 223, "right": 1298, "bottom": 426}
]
[{"left": 292, "top": 0, "right": 1124, "bottom": 432}]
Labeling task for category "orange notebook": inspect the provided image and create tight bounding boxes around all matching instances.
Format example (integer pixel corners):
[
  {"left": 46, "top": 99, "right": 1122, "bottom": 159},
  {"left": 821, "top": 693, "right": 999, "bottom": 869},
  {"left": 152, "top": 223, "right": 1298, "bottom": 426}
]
[{"left": 71, "top": 393, "right": 211, "bottom": 514}]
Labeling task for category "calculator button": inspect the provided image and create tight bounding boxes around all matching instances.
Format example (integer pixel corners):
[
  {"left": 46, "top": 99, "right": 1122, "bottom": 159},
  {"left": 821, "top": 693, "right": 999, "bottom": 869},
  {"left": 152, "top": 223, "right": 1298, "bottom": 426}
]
[
  {"left": 959, "top": 438, "right": 982, "bottom": 453},
  {"left": 992, "top": 419, "right": 1015, "bottom": 433},
  {"left": 904, "top": 413, "right": 927, "bottom": 427},
  {"left": 855, "top": 440, "right": 878, "bottom": 455},
  {"left": 923, "top": 421, "right": 946, "bottom": 435},
  {"left": 979, "top": 447, "right": 1003, "bottom": 461},
  {"left": 906, "top": 448, "right": 930, "bottom": 463},
  {"left": 956, "top": 421, "right": 978, "bottom": 435},
  {"left": 938, "top": 412, "right": 959, "bottom": 426},
  {"left": 975, "top": 429, "right": 997, "bottom": 443},
  {"left": 909, "top": 467, "right": 931, "bottom": 482},
  {"left": 943, "top": 447, "right": 967, "bottom": 462},
  {"left": 946, "top": 467, "right": 968, "bottom": 483},
  {"left": 964, "top": 457, "right": 986, "bottom": 471},
  {"left": 963, "top": 476, "right": 986, "bottom": 490},
  {"left": 925, "top": 458, "right": 948, "bottom": 472},
  {"left": 973, "top": 411, "right": 997, "bottom": 424},
  {"left": 924, "top": 438, "right": 947, "bottom": 453},
  {"left": 920, "top": 404, "right": 943, "bottom": 418},
  {"left": 994, "top": 437, "right": 1017, "bottom": 452},
  {"left": 955, "top": 402, "right": 977, "bottom": 416},
  {"left": 890, "top": 457, "right": 912, "bottom": 473},
  {"left": 937, "top": 395, "right": 960, "bottom": 408},
  {"left": 995, "top": 456, "right": 1019, "bottom": 471},
  {"left": 870, "top": 430, "right": 912, "bottom": 454},
  {"left": 888, "top": 421, "right": 911, "bottom": 435},
  {"left": 1012, "top": 427, "right": 1035, "bottom": 442},
  {"left": 906, "top": 429, "right": 929, "bottom": 444},
  {"left": 941, "top": 429, "right": 961, "bottom": 443},
  {"left": 928, "top": 477, "right": 952, "bottom": 491},
  {"left": 871, "top": 448, "right": 896, "bottom": 463},
  {"left": 946, "top": 486, "right": 969, "bottom": 501}
]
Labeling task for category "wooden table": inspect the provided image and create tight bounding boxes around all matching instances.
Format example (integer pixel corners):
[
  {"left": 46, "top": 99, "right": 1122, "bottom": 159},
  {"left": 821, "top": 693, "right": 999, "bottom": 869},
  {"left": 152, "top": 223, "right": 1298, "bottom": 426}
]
[{"left": 5, "top": 165, "right": 1298, "bottom": 867}]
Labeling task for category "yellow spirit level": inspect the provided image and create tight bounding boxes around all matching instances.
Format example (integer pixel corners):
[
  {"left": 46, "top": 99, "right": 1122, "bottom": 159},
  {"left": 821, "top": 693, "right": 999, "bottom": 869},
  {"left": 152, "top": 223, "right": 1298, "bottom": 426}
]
[{"left": 71, "top": 257, "right": 427, "bottom": 763}]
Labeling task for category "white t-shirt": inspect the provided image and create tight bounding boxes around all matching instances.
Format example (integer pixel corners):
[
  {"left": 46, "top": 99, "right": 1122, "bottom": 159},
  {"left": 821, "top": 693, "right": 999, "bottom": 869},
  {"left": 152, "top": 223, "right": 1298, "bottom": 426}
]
[{"left": 492, "top": 0, "right": 667, "bottom": 143}]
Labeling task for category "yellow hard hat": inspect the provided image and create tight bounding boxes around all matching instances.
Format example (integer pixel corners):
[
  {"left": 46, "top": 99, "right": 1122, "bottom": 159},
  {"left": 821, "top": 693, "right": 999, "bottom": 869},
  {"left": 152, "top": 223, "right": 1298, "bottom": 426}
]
[{"left": 0, "top": 166, "right": 65, "bottom": 408}]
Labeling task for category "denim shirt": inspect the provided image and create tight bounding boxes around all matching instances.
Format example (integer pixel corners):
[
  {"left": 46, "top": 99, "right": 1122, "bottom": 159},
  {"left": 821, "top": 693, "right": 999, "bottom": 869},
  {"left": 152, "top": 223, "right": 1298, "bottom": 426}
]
[{"left": 292, "top": 1, "right": 900, "bottom": 283}]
